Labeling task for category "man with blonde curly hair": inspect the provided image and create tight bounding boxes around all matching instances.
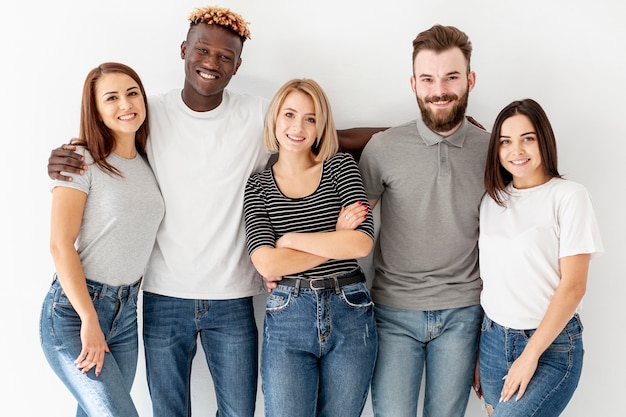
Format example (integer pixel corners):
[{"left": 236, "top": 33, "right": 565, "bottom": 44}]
[{"left": 47, "top": 5, "right": 383, "bottom": 417}]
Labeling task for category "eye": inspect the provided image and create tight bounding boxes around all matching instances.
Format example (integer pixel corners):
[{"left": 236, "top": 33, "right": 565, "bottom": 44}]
[
  {"left": 105, "top": 95, "right": 118, "bottom": 102},
  {"left": 284, "top": 112, "right": 294, "bottom": 118},
  {"left": 499, "top": 139, "right": 510, "bottom": 145},
  {"left": 219, "top": 54, "right": 232, "bottom": 61},
  {"left": 523, "top": 136, "right": 536, "bottom": 142},
  {"left": 196, "top": 48, "right": 208, "bottom": 54},
  {"left": 128, "top": 91, "right": 139, "bottom": 97},
  {"left": 305, "top": 117, "right": 316, "bottom": 124},
  {"left": 448, "top": 75, "right": 459, "bottom": 81}
]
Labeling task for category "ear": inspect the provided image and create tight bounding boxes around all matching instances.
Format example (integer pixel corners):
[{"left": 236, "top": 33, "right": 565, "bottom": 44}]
[
  {"left": 180, "top": 41, "right": 187, "bottom": 60},
  {"left": 467, "top": 71, "right": 476, "bottom": 92},
  {"left": 410, "top": 74, "right": 417, "bottom": 94},
  {"left": 233, "top": 57, "right": 243, "bottom": 75}
]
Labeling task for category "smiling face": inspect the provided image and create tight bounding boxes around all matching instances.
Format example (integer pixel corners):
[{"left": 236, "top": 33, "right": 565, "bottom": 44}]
[
  {"left": 94, "top": 72, "right": 146, "bottom": 141},
  {"left": 274, "top": 90, "right": 318, "bottom": 156},
  {"left": 180, "top": 24, "right": 243, "bottom": 112},
  {"left": 498, "top": 114, "right": 551, "bottom": 189},
  {"left": 410, "top": 47, "right": 475, "bottom": 136}
]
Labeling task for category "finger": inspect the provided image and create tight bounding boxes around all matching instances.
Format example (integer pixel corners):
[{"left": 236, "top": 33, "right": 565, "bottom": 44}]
[{"left": 516, "top": 381, "right": 528, "bottom": 401}]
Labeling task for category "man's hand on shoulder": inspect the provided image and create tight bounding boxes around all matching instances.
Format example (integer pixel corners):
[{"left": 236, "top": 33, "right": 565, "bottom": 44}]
[{"left": 48, "top": 142, "right": 87, "bottom": 181}]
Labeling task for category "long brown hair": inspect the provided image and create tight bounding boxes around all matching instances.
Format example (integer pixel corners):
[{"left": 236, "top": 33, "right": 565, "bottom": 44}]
[
  {"left": 75, "top": 62, "right": 149, "bottom": 177},
  {"left": 484, "top": 98, "right": 561, "bottom": 206}
]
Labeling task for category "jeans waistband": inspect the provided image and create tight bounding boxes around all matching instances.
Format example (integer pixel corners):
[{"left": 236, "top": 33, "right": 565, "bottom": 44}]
[
  {"left": 280, "top": 268, "right": 365, "bottom": 294},
  {"left": 85, "top": 278, "right": 141, "bottom": 301}
]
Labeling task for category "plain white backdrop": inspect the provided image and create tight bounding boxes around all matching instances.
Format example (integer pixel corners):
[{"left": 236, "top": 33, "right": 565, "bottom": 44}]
[{"left": 1, "top": 0, "right": 624, "bottom": 415}]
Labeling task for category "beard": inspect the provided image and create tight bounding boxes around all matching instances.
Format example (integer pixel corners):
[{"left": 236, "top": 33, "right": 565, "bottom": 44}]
[{"left": 417, "top": 85, "right": 470, "bottom": 134}]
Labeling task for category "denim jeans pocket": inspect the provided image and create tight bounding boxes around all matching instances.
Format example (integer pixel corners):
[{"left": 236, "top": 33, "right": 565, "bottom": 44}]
[
  {"left": 265, "top": 287, "right": 292, "bottom": 313},
  {"left": 481, "top": 315, "right": 493, "bottom": 332},
  {"left": 340, "top": 282, "right": 374, "bottom": 308}
]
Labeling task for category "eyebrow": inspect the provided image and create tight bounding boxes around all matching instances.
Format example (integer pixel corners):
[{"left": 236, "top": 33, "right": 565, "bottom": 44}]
[
  {"left": 282, "top": 106, "right": 315, "bottom": 116},
  {"left": 499, "top": 131, "right": 536, "bottom": 138},
  {"left": 102, "top": 86, "right": 139, "bottom": 96},
  {"left": 418, "top": 70, "right": 461, "bottom": 78}
]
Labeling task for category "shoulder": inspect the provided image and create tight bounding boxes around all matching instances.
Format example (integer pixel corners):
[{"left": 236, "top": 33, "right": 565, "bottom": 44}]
[
  {"left": 224, "top": 89, "right": 269, "bottom": 112},
  {"left": 326, "top": 152, "right": 357, "bottom": 171}
]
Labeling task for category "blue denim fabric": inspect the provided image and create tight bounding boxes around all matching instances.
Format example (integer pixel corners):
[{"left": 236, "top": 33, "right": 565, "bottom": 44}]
[
  {"left": 371, "top": 304, "right": 482, "bottom": 417},
  {"left": 261, "top": 281, "right": 377, "bottom": 417},
  {"left": 478, "top": 314, "right": 584, "bottom": 417},
  {"left": 39, "top": 275, "right": 140, "bottom": 417},
  {"left": 142, "top": 293, "right": 258, "bottom": 417}
]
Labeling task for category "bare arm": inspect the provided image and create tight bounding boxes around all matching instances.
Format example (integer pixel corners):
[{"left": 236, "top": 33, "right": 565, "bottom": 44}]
[
  {"left": 50, "top": 186, "right": 109, "bottom": 376},
  {"left": 48, "top": 143, "right": 87, "bottom": 181},
  {"left": 253, "top": 202, "right": 370, "bottom": 279},
  {"left": 499, "top": 253, "right": 590, "bottom": 402},
  {"left": 338, "top": 127, "right": 387, "bottom": 161}
]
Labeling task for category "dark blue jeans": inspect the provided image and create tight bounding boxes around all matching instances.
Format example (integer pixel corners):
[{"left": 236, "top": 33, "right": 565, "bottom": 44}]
[
  {"left": 261, "top": 281, "right": 377, "bottom": 417},
  {"left": 142, "top": 293, "right": 258, "bottom": 417},
  {"left": 479, "top": 314, "right": 584, "bottom": 417}
]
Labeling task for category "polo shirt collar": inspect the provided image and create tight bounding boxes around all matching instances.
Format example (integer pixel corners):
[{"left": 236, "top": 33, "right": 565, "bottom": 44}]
[{"left": 416, "top": 116, "right": 469, "bottom": 148}]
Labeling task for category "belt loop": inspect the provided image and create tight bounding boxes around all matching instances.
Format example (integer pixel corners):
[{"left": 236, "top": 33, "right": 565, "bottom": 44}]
[
  {"left": 333, "top": 277, "right": 341, "bottom": 294},
  {"left": 293, "top": 279, "right": 301, "bottom": 297}
]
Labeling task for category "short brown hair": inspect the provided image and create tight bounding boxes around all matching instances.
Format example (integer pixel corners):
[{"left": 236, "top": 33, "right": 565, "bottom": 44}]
[
  {"left": 484, "top": 98, "right": 561, "bottom": 206},
  {"left": 412, "top": 25, "right": 472, "bottom": 72},
  {"left": 264, "top": 79, "right": 339, "bottom": 162},
  {"left": 188, "top": 6, "right": 251, "bottom": 43}
]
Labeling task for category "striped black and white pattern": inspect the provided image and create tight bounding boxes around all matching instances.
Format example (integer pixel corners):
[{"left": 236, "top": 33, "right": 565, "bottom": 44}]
[{"left": 244, "top": 152, "right": 374, "bottom": 278}]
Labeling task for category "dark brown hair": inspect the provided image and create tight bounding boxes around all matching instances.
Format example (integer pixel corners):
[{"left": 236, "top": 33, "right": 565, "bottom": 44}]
[
  {"left": 76, "top": 62, "right": 149, "bottom": 177},
  {"left": 484, "top": 98, "right": 561, "bottom": 206},
  {"left": 412, "top": 25, "right": 472, "bottom": 72}
]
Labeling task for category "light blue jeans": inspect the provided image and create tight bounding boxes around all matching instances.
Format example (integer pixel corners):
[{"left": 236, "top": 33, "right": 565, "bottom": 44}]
[
  {"left": 371, "top": 304, "right": 482, "bottom": 417},
  {"left": 39, "top": 275, "right": 140, "bottom": 417},
  {"left": 261, "top": 281, "right": 377, "bottom": 417},
  {"left": 142, "top": 292, "right": 258, "bottom": 417},
  {"left": 478, "top": 314, "right": 584, "bottom": 417}
]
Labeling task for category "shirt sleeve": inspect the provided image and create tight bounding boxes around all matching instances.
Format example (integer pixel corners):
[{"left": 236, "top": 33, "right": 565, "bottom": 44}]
[
  {"left": 558, "top": 186, "right": 604, "bottom": 259},
  {"left": 243, "top": 173, "right": 276, "bottom": 256},
  {"left": 333, "top": 152, "right": 375, "bottom": 240}
]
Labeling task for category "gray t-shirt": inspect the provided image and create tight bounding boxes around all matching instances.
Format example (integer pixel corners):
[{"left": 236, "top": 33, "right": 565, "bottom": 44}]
[
  {"left": 52, "top": 149, "right": 164, "bottom": 286},
  {"left": 359, "top": 117, "right": 489, "bottom": 311}
]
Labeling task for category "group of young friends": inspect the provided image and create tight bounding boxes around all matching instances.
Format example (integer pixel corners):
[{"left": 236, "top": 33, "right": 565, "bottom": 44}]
[{"left": 40, "top": 5, "right": 604, "bottom": 417}]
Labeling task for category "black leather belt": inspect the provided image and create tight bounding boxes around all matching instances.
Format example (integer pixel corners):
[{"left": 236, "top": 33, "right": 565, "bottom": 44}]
[{"left": 280, "top": 268, "right": 365, "bottom": 291}]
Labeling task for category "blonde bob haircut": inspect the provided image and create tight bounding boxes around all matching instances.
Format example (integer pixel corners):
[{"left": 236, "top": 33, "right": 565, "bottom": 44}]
[{"left": 263, "top": 79, "right": 339, "bottom": 162}]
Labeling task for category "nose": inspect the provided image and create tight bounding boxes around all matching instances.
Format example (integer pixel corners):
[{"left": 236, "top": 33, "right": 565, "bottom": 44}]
[{"left": 119, "top": 96, "right": 133, "bottom": 110}]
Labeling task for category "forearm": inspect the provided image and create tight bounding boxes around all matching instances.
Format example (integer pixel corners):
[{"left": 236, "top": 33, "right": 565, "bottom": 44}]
[
  {"left": 51, "top": 248, "right": 98, "bottom": 323},
  {"left": 279, "top": 230, "right": 373, "bottom": 260},
  {"left": 251, "top": 246, "right": 329, "bottom": 278}
]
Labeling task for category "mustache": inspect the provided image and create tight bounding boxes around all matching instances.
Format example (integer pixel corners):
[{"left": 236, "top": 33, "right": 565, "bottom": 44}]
[{"left": 425, "top": 94, "right": 459, "bottom": 103}]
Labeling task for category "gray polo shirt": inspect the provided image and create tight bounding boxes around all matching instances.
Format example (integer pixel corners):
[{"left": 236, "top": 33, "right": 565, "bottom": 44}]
[{"left": 359, "top": 117, "right": 489, "bottom": 311}]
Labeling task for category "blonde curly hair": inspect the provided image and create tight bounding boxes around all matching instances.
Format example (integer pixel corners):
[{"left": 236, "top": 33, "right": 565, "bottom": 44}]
[{"left": 188, "top": 6, "right": 251, "bottom": 42}]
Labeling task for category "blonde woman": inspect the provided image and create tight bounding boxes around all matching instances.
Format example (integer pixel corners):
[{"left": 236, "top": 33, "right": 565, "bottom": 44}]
[{"left": 244, "top": 79, "right": 376, "bottom": 417}]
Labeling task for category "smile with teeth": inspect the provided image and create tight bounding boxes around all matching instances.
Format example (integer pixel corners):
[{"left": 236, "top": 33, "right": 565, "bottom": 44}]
[
  {"left": 286, "top": 134, "right": 305, "bottom": 142},
  {"left": 510, "top": 158, "right": 530, "bottom": 165},
  {"left": 118, "top": 114, "right": 136, "bottom": 121},
  {"left": 199, "top": 71, "right": 217, "bottom": 80}
]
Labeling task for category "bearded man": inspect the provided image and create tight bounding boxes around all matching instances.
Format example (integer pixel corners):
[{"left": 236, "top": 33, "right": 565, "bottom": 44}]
[{"left": 359, "top": 25, "right": 489, "bottom": 417}]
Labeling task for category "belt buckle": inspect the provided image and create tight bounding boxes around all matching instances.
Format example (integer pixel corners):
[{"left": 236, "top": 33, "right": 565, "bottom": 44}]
[{"left": 309, "top": 278, "right": 328, "bottom": 290}]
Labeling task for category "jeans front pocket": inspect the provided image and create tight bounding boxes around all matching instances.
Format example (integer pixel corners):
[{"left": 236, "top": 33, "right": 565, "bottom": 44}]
[
  {"left": 340, "top": 282, "right": 374, "bottom": 309},
  {"left": 265, "top": 287, "right": 293, "bottom": 313}
]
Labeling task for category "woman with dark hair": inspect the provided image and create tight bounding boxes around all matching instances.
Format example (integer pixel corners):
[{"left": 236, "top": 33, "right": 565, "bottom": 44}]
[
  {"left": 40, "top": 62, "right": 164, "bottom": 417},
  {"left": 477, "top": 98, "right": 603, "bottom": 416}
]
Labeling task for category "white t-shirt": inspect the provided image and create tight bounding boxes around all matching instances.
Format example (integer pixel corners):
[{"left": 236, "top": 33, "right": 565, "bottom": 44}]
[
  {"left": 142, "top": 89, "right": 271, "bottom": 299},
  {"left": 479, "top": 178, "right": 604, "bottom": 329}
]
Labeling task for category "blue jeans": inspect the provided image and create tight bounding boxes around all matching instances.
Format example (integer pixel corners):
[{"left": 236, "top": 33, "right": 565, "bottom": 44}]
[
  {"left": 478, "top": 314, "right": 584, "bottom": 417},
  {"left": 39, "top": 275, "right": 140, "bottom": 417},
  {"left": 371, "top": 304, "right": 482, "bottom": 417},
  {"left": 261, "top": 281, "right": 377, "bottom": 417},
  {"left": 142, "top": 292, "right": 258, "bottom": 417}
]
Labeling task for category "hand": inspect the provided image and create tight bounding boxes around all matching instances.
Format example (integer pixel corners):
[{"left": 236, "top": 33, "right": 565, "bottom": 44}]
[
  {"left": 262, "top": 275, "right": 283, "bottom": 293},
  {"left": 75, "top": 319, "right": 109, "bottom": 377},
  {"left": 48, "top": 142, "right": 86, "bottom": 181},
  {"left": 473, "top": 359, "right": 483, "bottom": 399},
  {"left": 500, "top": 352, "right": 538, "bottom": 402},
  {"left": 336, "top": 202, "right": 368, "bottom": 231}
]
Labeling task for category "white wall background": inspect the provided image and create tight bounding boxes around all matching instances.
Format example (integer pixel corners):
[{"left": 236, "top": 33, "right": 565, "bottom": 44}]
[{"left": 1, "top": 0, "right": 623, "bottom": 415}]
